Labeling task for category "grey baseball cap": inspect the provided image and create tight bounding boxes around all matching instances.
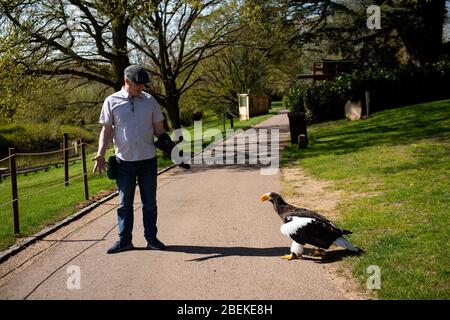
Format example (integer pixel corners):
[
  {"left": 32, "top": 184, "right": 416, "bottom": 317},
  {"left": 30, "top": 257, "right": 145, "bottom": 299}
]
[{"left": 124, "top": 65, "right": 149, "bottom": 84}]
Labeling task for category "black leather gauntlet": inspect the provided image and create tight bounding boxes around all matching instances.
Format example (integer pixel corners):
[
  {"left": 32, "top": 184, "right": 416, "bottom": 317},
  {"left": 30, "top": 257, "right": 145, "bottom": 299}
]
[
  {"left": 154, "top": 133, "right": 176, "bottom": 155},
  {"left": 155, "top": 133, "right": 191, "bottom": 169}
]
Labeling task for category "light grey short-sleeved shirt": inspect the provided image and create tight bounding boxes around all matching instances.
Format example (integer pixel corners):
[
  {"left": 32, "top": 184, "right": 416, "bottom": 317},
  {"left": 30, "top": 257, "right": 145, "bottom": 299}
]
[{"left": 99, "top": 87, "right": 165, "bottom": 161}]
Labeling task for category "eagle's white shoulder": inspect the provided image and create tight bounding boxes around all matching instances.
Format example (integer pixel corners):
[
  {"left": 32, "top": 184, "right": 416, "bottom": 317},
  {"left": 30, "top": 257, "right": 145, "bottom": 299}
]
[{"left": 280, "top": 216, "right": 315, "bottom": 236}]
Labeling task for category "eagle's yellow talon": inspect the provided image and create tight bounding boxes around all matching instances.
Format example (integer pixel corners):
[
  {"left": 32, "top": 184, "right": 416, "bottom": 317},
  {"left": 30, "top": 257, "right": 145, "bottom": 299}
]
[{"left": 281, "top": 253, "right": 298, "bottom": 260}]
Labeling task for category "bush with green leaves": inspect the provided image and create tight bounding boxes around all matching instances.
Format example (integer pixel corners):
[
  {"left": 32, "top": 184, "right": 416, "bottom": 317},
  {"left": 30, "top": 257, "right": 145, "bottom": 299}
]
[
  {"left": 0, "top": 123, "right": 96, "bottom": 158},
  {"left": 283, "top": 80, "right": 345, "bottom": 123},
  {"left": 282, "top": 82, "right": 308, "bottom": 112},
  {"left": 284, "top": 59, "right": 450, "bottom": 124}
]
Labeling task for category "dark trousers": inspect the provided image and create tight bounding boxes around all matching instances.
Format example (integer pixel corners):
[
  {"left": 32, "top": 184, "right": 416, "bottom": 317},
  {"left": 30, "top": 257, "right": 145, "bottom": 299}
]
[{"left": 116, "top": 157, "right": 158, "bottom": 244}]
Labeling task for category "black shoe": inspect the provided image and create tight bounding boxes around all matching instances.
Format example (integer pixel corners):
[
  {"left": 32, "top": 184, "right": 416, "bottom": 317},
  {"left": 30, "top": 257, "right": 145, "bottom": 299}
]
[
  {"left": 146, "top": 238, "right": 166, "bottom": 250},
  {"left": 107, "top": 241, "right": 134, "bottom": 254},
  {"left": 179, "top": 162, "right": 191, "bottom": 169}
]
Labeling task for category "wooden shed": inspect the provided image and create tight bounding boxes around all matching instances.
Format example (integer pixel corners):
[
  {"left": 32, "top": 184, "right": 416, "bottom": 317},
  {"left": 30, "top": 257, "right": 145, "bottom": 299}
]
[{"left": 238, "top": 94, "right": 270, "bottom": 121}]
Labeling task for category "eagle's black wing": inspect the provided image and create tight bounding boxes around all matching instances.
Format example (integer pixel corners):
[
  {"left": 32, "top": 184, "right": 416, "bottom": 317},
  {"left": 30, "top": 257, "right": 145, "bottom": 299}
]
[
  {"left": 281, "top": 205, "right": 335, "bottom": 226},
  {"left": 281, "top": 215, "right": 344, "bottom": 249}
]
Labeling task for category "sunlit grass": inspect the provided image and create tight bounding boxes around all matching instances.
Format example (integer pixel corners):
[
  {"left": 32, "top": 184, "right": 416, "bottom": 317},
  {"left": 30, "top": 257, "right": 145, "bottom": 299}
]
[{"left": 282, "top": 99, "right": 450, "bottom": 299}]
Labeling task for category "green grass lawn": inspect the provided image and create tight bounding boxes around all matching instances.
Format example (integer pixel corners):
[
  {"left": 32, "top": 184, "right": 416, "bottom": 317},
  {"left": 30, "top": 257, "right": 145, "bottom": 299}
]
[
  {"left": 282, "top": 99, "right": 450, "bottom": 299},
  {"left": 0, "top": 108, "right": 278, "bottom": 251}
]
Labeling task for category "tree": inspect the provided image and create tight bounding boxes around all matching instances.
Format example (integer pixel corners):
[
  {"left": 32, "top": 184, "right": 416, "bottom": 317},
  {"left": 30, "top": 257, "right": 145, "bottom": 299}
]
[
  {"left": 0, "top": 0, "right": 139, "bottom": 90},
  {"left": 128, "top": 0, "right": 241, "bottom": 129},
  {"left": 190, "top": 45, "right": 271, "bottom": 117},
  {"left": 0, "top": 0, "right": 242, "bottom": 129},
  {"left": 181, "top": 0, "right": 305, "bottom": 117},
  {"left": 373, "top": 0, "right": 448, "bottom": 66},
  {"left": 286, "top": 0, "right": 449, "bottom": 67}
]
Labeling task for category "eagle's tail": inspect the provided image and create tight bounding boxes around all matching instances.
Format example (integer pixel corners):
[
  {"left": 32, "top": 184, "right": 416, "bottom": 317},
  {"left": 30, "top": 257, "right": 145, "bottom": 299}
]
[{"left": 333, "top": 237, "right": 360, "bottom": 252}]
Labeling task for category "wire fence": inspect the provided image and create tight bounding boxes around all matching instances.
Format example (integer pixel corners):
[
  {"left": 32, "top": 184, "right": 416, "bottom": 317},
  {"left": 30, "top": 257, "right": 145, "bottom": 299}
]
[
  {"left": 0, "top": 133, "right": 92, "bottom": 235},
  {"left": 0, "top": 142, "right": 97, "bottom": 176}
]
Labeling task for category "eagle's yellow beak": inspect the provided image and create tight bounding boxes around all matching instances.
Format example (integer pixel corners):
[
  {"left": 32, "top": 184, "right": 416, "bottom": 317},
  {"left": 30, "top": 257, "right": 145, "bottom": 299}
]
[{"left": 260, "top": 193, "right": 271, "bottom": 202}]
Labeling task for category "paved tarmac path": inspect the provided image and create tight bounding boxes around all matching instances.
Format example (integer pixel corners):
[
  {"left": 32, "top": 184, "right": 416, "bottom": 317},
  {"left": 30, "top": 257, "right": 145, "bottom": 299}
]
[{"left": 0, "top": 111, "right": 349, "bottom": 300}]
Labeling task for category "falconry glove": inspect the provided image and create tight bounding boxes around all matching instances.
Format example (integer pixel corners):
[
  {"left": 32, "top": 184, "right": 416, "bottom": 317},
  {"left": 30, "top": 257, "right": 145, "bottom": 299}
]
[{"left": 155, "top": 133, "right": 191, "bottom": 169}]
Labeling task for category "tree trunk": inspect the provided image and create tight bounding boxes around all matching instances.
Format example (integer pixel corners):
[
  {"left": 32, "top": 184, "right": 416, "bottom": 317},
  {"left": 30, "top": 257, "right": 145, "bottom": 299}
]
[
  {"left": 164, "top": 97, "right": 181, "bottom": 130},
  {"left": 376, "top": 0, "right": 446, "bottom": 66},
  {"left": 111, "top": 16, "right": 130, "bottom": 91}
]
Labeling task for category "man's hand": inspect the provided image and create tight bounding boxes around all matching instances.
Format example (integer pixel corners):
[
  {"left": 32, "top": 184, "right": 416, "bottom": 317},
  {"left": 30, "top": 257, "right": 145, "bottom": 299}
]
[{"left": 92, "top": 154, "right": 106, "bottom": 174}]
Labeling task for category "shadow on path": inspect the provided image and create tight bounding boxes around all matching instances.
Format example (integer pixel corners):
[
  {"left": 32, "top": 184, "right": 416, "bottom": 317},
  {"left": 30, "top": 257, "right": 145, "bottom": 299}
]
[
  {"left": 301, "top": 249, "right": 363, "bottom": 264},
  {"left": 165, "top": 245, "right": 287, "bottom": 262},
  {"left": 127, "top": 245, "right": 362, "bottom": 263}
]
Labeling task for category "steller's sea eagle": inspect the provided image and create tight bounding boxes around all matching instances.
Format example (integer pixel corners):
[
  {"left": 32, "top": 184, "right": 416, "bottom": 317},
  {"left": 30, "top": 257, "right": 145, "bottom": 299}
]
[{"left": 260, "top": 192, "right": 362, "bottom": 260}]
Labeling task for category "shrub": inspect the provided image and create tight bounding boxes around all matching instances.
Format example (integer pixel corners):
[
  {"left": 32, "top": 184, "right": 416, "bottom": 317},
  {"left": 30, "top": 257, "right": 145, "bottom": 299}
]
[
  {"left": 282, "top": 83, "right": 309, "bottom": 112},
  {"left": 305, "top": 81, "right": 346, "bottom": 123},
  {"left": 284, "top": 59, "right": 450, "bottom": 123},
  {"left": 283, "top": 80, "right": 345, "bottom": 123},
  {"left": 283, "top": 82, "right": 313, "bottom": 123},
  {"left": 0, "top": 123, "right": 96, "bottom": 158}
]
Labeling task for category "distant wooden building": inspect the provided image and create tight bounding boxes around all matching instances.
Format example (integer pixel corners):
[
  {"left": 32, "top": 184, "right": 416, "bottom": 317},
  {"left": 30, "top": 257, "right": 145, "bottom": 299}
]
[
  {"left": 238, "top": 94, "right": 270, "bottom": 121},
  {"left": 298, "top": 60, "right": 358, "bottom": 81}
]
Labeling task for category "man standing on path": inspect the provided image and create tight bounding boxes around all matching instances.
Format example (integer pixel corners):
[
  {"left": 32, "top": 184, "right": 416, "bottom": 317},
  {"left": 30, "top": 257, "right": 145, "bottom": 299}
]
[{"left": 92, "top": 65, "right": 168, "bottom": 254}]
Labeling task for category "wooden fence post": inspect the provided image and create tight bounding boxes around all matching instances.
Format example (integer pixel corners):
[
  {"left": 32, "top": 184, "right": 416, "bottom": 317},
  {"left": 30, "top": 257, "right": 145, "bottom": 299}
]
[
  {"left": 222, "top": 112, "right": 226, "bottom": 131},
  {"left": 8, "top": 148, "right": 20, "bottom": 234},
  {"left": 63, "top": 133, "right": 69, "bottom": 186},
  {"left": 365, "top": 90, "right": 371, "bottom": 118},
  {"left": 80, "top": 138, "right": 89, "bottom": 201}
]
